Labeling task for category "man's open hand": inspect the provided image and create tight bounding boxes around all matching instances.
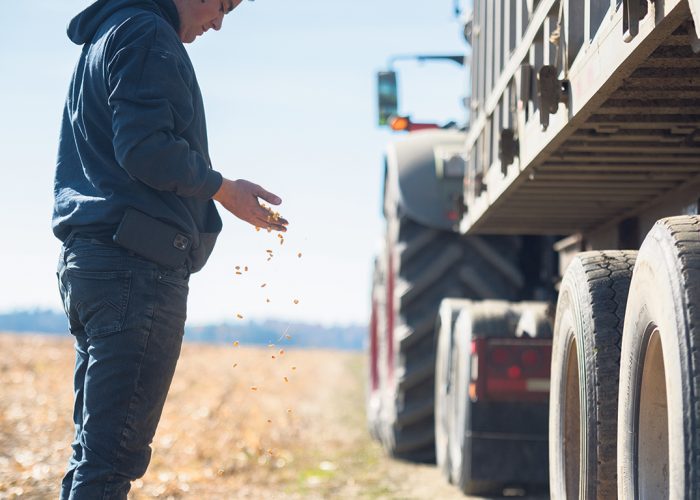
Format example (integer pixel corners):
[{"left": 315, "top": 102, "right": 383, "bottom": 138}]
[{"left": 213, "top": 178, "right": 288, "bottom": 231}]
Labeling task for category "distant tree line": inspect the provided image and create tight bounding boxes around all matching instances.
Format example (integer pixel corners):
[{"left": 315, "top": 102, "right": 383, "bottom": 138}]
[{"left": 0, "top": 309, "right": 366, "bottom": 351}]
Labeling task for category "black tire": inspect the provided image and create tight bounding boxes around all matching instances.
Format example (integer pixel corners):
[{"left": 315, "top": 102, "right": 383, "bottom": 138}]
[
  {"left": 380, "top": 215, "right": 524, "bottom": 462},
  {"left": 548, "top": 251, "right": 637, "bottom": 499},
  {"left": 450, "top": 300, "right": 523, "bottom": 495},
  {"left": 434, "top": 298, "right": 472, "bottom": 482},
  {"left": 618, "top": 216, "right": 700, "bottom": 499}
]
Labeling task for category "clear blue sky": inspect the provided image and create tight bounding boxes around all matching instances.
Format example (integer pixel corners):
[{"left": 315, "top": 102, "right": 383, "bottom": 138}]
[{"left": 0, "top": 0, "right": 470, "bottom": 327}]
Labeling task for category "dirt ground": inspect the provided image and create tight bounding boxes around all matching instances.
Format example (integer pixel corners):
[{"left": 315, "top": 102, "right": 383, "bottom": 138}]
[{"left": 0, "top": 333, "right": 479, "bottom": 499}]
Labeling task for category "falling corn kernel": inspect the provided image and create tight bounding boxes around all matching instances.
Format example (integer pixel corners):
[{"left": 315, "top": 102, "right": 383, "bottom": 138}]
[
  {"left": 237, "top": 314, "right": 244, "bottom": 319},
  {"left": 293, "top": 299, "right": 299, "bottom": 305},
  {"left": 284, "top": 377, "right": 289, "bottom": 383},
  {"left": 285, "top": 335, "right": 292, "bottom": 340},
  {"left": 277, "top": 234, "right": 283, "bottom": 239},
  {"left": 287, "top": 409, "right": 292, "bottom": 413},
  {"left": 261, "top": 283, "right": 267, "bottom": 288},
  {"left": 271, "top": 355, "right": 276, "bottom": 359},
  {"left": 266, "top": 249, "right": 273, "bottom": 254},
  {"left": 251, "top": 386, "right": 258, "bottom": 391},
  {"left": 266, "top": 298, "right": 271, "bottom": 303},
  {"left": 235, "top": 266, "right": 240, "bottom": 270},
  {"left": 233, "top": 363, "right": 238, "bottom": 368},
  {"left": 280, "top": 239, "right": 284, "bottom": 246},
  {"left": 233, "top": 341, "right": 239, "bottom": 346},
  {"left": 244, "top": 266, "right": 249, "bottom": 272},
  {"left": 217, "top": 469, "right": 224, "bottom": 476},
  {"left": 268, "top": 449, "right": 273, "bottom": 455},
  {"left": 267, "top": 257, "right": 272, "bottom": 262},
  {"left": 255, "top": 227, "right": 260, "bottom": 232},
  {"left": 236, "top": 271, "right": 242, "bottom": 275},
  {"left": 279, "top": 349, "right": 285, "bottom": 356},
  {"left": 291, "top": 366, "right": 297, "bottom": 371},
  {"left": 267, "top": 419, "right": 272, "bottom": 424}
]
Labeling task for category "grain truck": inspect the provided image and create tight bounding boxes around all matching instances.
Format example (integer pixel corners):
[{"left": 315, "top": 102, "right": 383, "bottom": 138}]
[{"left": 368, "top": 0, "right": 700, "bottom": 497}]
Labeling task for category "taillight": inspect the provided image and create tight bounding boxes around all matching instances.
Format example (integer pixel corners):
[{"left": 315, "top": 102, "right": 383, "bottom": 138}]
[
  {"left": 521, "top": 348, "right": 540, "bottom": 367},
  {"left": 469, "top": 338, "right": 551, "bottom": 402},
  {"left": 507, "top": 365, "right": 522, "bottom": 380},
  {"left": 490, "top": 347, "right": 510, "bottom": 365}
]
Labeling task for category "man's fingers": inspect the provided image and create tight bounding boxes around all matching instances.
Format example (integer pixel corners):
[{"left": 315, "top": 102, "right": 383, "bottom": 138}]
[
  {"left": 257, "top": 188, "right": 282, "bottom": 206},
  {"left": 254, "top": 214, "right": 288, "bottom": 231},
  {"left": 256, "top": 196, "right": 289, "bottom": 227},
  {"left": 260, "top": 208, "right": 288, "bottom": 225}
]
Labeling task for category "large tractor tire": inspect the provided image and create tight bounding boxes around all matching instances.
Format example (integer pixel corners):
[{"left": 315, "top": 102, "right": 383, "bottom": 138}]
[
  {"left": 618, "top": 216, "right": 700, "bottom": 499},
  {"left": 548, "top": 251, "right": 637, "bottom": 499},
  {"left": 379, "top": 214, "right": 524, "bottom": 462}
]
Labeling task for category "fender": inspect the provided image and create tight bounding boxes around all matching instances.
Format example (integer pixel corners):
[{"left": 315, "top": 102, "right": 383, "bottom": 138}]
[{"left": 383, "top": 129, "right": 467, "bottom": 231}]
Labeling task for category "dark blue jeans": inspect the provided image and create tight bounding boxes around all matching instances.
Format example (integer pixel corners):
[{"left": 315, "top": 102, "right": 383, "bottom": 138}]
[{"left": 56, "top": 234, "right": 189, "bottom": 499}]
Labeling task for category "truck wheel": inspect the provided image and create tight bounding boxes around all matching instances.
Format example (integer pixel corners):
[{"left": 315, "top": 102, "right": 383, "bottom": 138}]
[
  {"left": 451, "top": 300, "right": 520, "bottom": 495},
  {"left": 618, "top": 216, "right": 700, "bottom": 499},
  {"left": 434, "top": 298, "right": 473, "bottom": 482},
  {"left": 381, "top": 215, "right": 523, "bottom": 462},
  {"left": 549, "top": 251, "right": 637, "bottom": 499}
]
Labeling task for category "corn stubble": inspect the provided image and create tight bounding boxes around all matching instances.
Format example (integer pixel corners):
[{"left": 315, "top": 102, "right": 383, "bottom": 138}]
[{"left": 1, "top": 332, "right": 380, "bottom": 499}]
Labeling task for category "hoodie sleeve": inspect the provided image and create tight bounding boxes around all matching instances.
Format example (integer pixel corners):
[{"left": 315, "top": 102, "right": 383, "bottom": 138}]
[{"left": 107, "top": 40, "right": 222, "bottom": 200}]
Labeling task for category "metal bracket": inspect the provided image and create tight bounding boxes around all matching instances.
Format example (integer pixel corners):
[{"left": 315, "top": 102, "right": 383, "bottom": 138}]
[
  {"left": 537, "top": 65, "right": 569, "bottom": 130},
  {"left": 499, "top": 129, "right": 519, "bottom": 173},
  {"left": 623, "top": 0, "right": 648, "bottom": 43},
  {"left": 474, "top": 172, "right": 487, "bottom": 196},
  {"left": 519, "top": 64, "right": 533, "bottom": 109}
]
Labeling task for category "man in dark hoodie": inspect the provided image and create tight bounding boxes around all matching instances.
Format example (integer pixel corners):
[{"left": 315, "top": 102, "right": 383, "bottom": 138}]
[{"left": 53, "top": 0, "right": 287, "bottom": 497}]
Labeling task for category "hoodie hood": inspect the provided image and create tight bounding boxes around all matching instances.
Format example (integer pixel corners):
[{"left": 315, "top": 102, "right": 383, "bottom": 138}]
[{"left": 67, "top": 0, "right": 180, "bottom": 45}]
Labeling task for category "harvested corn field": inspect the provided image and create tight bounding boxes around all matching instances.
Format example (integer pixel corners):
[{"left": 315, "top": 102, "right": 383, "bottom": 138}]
[{"left": 0, "top": 333, "right": 465, "bottom": 499}]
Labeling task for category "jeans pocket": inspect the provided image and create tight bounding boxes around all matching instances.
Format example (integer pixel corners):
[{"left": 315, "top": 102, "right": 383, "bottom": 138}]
[
  {"left": 65, "top": 269, "right": 132, "bottom": 337},
  {"left": 157, "top": 268, "right": 190, "bottom": 288}
]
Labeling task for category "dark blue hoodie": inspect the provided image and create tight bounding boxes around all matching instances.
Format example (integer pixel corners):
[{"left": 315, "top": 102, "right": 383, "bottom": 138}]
[{"left": 53, "top": 0, "right": 223, "bottom": 272}]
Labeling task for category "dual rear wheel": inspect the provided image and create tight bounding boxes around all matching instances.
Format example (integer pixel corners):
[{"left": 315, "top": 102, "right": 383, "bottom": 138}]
[{"left": 549, "top": 216, "right": 700, "bottom": 499}]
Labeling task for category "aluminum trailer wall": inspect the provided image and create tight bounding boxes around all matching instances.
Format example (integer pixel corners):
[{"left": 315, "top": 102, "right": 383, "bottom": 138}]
[{"left": 462, "top": 0, "right": 700, "bottom": 244}]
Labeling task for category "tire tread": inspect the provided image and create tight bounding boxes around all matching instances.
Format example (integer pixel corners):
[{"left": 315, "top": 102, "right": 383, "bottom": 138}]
[
  {"left": 381, "top": 213, "right": 524, "bottom": 461},
  {"left": 659, "top": 216, "right": 700, "bottom": 497}
]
